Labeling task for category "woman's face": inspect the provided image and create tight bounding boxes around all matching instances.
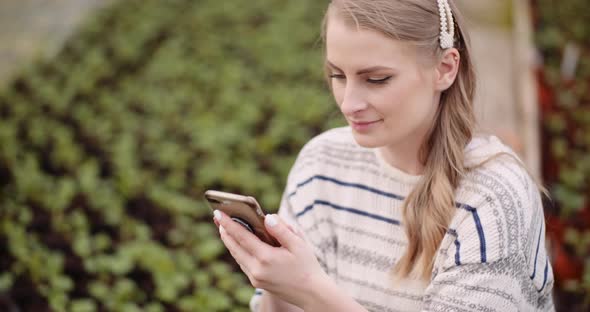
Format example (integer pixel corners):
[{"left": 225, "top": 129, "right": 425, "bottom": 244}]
[{"left": 325, "top": 13, "right": 440, "bottom": 150}]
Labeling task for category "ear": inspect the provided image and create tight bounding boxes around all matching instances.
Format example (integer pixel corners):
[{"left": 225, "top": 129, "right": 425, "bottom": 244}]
[{"left": 434, "top": 48, "right": 460, "bottom": 92}]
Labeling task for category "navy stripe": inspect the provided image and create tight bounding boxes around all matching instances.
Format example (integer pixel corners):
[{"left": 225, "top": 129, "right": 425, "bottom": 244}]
[
  {"left": 293, "top": 176, "right": 316, "bottom": 192},
  {"left": 455, "top": 203, "right": 486, "bottom": 263},
  {"left": 469, "top": 207, "right": 486, "bottom": 263},
  {"left": 292, "top": 175, "right": 476, "bottom": 208},
  {"left": 297, "top": 203, "right": 314, "bottom": 218},
  {"left": 530, "top": 225, "right": 543, "bottom": 279},
  {"left": 290, "top": 175, "right": 486, "bottom": 263},
  {"left": 455, "top": 202, "right": 474, "bottom": 211},
  {"left": 289, "top": 175, "right": 404, "bottom": 200},
  {"left": 254, "top": 289, "right": 263, "bottom": 296},
  {"left": 447, "top": 229, "right": 461, "bottom": 266},
  {"left": 454, "top": 239, "right": 462, "bottom": 266},
  {"left": 539, "top": 259, "right": 549, "bottom": 292},
  {"left": 296, "top": 199, "right": 401, "bottom": 225}
]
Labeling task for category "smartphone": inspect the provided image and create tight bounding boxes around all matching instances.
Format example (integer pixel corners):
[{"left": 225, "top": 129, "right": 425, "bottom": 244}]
[{"left": 204, "top": 190, "right": 280, "bottom": 247}]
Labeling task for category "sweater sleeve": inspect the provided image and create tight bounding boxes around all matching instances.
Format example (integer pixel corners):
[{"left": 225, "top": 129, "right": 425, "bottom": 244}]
[
  {"left": 421, "top": 254, "right": 555, "bottom": 312},
  {"left": 421, "top": 160, "right": 555, "bottom": 312},
  {"left": 249, "top": 138, "right": 330, "bottom": 312}
]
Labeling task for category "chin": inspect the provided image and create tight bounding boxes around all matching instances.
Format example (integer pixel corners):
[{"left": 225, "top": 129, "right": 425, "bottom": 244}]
[{"left": 350, "top": 131, "right": 386, "bottom": 148}]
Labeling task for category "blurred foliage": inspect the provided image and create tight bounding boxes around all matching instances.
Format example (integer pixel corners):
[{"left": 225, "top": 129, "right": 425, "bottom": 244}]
[
  {"left": 534, "top": 0, "right": 590, "bottom": 308},
  {"left": 0, "top": 0, "right": 342, "bottom": 310}
]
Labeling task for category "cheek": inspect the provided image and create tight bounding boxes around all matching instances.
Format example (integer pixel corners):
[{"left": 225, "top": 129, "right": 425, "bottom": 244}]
[
  {"left": 380, "top": 78, "right": 434, "bottom": 122},
  {"left": 371, "top": 85, "right": 407, "bottom": 114},
  {"left": 331, "top": 83, "right": 345, "bottom": 106}
]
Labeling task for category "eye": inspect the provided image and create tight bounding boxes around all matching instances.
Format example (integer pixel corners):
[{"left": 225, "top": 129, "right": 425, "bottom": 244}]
[
  {"left": 367, "top": 76, "right": 392, "bottom": 84},
  {"left": 329, "top": 74, "right": 346, "bottom": 80}
]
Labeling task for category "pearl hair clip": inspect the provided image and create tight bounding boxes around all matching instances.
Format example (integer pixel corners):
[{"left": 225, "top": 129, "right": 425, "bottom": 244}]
[{"left": 438, "top": 0, "right": 454, "bottom": 49}]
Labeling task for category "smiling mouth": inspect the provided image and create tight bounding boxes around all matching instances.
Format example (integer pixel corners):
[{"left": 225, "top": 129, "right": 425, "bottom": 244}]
[
  {"left": 351, "top": 120, "right": 382, "bottom": 126},
  {"left": 349, "top": 119, "right": 384, "bottom": 132}
]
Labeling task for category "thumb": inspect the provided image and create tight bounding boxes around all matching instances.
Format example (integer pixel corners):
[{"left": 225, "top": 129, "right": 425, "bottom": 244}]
[{"left": 264, "top": 214, "right": 299, "bottom": 250}]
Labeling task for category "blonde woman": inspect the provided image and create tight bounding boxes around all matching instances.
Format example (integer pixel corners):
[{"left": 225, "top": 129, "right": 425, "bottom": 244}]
[{"left": 213, "top": 0, "right": 555, "bottom": 311}]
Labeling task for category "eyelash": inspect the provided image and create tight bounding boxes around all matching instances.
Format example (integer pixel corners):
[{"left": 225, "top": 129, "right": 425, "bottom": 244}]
[{"left": 329, "top": 74, "right": 392, "bottom": 84}]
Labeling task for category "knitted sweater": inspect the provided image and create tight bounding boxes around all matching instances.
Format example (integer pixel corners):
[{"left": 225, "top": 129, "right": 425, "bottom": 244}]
[{"left": 249, "top": 127, "right": 555, "bottom": 312}]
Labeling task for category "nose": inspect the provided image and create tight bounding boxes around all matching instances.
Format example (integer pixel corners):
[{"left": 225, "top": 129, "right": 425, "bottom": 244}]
[{"left": 339, "top": 83, "right": 369, "bottom": 115}]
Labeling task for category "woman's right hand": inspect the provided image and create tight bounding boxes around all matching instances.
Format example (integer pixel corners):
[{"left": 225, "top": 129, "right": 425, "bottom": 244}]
[
  {"left": 213, "top": 210, "right": 329, "bottom": 309},
  {"left": 213, "top": 215, "right": 306, "bottom": 312},
  {"left": 259, "top": 291, "right": 303, "bottom": 312}
]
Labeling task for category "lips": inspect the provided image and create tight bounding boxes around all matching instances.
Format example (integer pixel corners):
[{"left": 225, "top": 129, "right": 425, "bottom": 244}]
[
  {"left": 349, "top": 119, "right": 383, "bottom": 132},
  {"left": 350, "top": 120, "right": 382, "bottom": 126}
]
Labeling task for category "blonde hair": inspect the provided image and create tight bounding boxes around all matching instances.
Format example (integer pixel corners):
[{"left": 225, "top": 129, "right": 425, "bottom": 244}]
[{"left": 321, "top": 0, "right": 476, "bottom": 280}]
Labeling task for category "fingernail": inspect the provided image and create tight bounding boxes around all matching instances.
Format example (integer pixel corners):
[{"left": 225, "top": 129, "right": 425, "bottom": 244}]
[
  {"left": 219, "top": 225, "right": 226, "bottom": 235},
  {"left": 214, "top": 210, "right": 222, "bottom": 221},
  {"left": 265, "top": 214, "right": 278, "bottom": 227}
]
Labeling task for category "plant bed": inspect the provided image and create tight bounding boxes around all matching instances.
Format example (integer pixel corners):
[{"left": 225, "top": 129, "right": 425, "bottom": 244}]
[
  {"left": 0, "top": 0, "right": 342, "bottom": 311},
  {"left": 532, "top": 0, "right": 590, "bottom": 310}
]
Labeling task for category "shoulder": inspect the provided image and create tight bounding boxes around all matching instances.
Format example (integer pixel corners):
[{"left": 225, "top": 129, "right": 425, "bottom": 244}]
[
  {"left": 460, "top": 135, "right": 538, "bottom": 211},
  {"left": 432, "top": 136, "right": 554, "bottom": 303},
  {"left": 459, "top": 134, "right": 539, "bottom": 214},
  {"left": 444, "top": 135, "right": 545, "bottom": 267}
]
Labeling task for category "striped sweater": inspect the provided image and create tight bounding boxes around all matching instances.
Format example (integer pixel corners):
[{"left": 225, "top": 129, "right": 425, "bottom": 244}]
[{"left": 250, "top": 127, "right": 555, "bottom": 312}]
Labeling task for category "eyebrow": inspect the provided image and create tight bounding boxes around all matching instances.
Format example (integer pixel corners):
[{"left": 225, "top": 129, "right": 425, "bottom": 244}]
[{"left": 326, "top": 60, "right": 394, "bottom": 75}]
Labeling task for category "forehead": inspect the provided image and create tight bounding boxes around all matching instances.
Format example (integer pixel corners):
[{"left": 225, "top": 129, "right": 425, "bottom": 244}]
[{"left": 325, "top": 13, "right": 417, "bottom": 70}]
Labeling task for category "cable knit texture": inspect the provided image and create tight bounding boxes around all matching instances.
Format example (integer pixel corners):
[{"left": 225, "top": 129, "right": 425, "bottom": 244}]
[{"left": 250, "top": 127, "right": 555, "bottom": 312}]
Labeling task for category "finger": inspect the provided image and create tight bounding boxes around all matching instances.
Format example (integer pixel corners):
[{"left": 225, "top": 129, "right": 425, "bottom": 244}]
[
  {"left": 264, "top": 214, "right": 301, "bottom": 251},
  {"left": 284, "top": 221, "right": 305, "bottom": 239},
  {"left": 214, "top": 210, "right": 273, "bottom": 256},
  {"left": 285, "top": 222, "right": 295, "bottom": 233},
  {"left": 293, "top": 226, "right": 305, "bottom": 239},
  {"left": 219, "top": 225, "right": 255, "bottom": 270},
  {"left": 213, "top": 218, "right": 220, "bottom": 228}
]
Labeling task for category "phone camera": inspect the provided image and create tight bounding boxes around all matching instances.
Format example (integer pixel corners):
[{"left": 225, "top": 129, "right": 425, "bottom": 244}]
[{"left": 230, "top": 217, "right": 254, "bottom": 234}]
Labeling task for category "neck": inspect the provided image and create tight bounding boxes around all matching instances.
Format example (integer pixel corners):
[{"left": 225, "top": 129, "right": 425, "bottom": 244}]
[
  {"left": 379, "top": 98, "right": 441, "bottom": 176},
  {"left": 378, "top": 140, "right": 425, "bottom": 176}
]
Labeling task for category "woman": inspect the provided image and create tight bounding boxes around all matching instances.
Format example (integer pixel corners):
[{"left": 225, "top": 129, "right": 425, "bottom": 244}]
[{"left": 214, "top": 0, "right": 555, "bottom": 311}]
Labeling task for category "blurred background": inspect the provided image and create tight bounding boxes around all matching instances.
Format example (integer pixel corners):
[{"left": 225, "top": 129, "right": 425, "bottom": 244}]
[{"left": 0, "top": 0, "right": 588, "bottom": 311}]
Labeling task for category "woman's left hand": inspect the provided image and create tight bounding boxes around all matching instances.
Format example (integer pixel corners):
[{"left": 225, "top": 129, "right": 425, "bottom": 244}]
[{"left": 213, "top": 210, "right": 328, "bottom": 308}]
